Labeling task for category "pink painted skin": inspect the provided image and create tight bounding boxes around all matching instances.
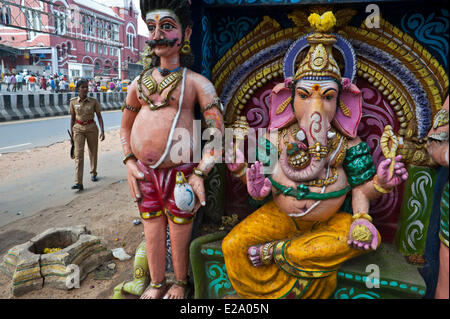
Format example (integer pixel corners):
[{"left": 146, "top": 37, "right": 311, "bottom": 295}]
[
  {"left": 376, "top": 155, "right": 409, "bottom": 189},
  {"left": 347, "top": 218, "right": 379, "bottom": 251},
  {"left": 247, "top": 244, "right": 268, "bottom": 267},
  {"left": 247, "top": 161, "right": 272, "bottom": 199}
]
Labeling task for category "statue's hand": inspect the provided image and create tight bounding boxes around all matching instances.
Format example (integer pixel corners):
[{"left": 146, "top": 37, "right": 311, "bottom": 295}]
[
  {"left": 247, "top": 243, "right": 273, "bottom": 267},
  {"left": 247, "top": 161, "right": 272, "bottom": 199},
  {"left": 187, "top": 173, "right": 206, "bottom": 213},
  {"left": 376, "top": 155, "right": 408, "bottom": 189},
  {"left": 125, "top": 159, "right": 145, "bottom": 202},
  {"left": 225, "top": 146, "right": 246, "bottom": 174},
  {"left": 347, "top": 219, "right": 379, "bottom": 251}
]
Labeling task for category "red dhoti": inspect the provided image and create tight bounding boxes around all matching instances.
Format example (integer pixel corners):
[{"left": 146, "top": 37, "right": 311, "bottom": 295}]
[{"left": 136, "top": 161, "right": 196, "bottom": 224}]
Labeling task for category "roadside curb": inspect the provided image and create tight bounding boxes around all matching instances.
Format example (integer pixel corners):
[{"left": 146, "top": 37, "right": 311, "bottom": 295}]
[{"left": 0, "top": 92, "right": 126, "bottom": 122}]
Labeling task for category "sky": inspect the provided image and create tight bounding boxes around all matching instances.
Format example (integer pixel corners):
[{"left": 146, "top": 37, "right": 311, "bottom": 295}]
[{"left": 132, "top": 0, "right": 149, "bottom": 37}]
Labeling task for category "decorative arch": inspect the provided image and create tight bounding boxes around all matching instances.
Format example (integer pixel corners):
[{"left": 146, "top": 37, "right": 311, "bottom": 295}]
[
  {"left": 212, "top": 11, "right": 448, "bottom": 243},
  {"left": 82, "top": 56, "right": 94, "bottom": 64}
]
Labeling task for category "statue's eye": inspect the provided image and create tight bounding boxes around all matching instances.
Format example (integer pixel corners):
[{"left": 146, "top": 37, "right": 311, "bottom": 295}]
[
  {"left": 299, "top": 93, "right": 308, "bottom": 99},
  {"left": 161, "top": 23, "right": 174, "bottom": 30},
  {"left": 148, "top": 25, "right": 155, "bottom": 32},
  {"left": 324, "top": 95, "right": 334, "bottom": 101}
]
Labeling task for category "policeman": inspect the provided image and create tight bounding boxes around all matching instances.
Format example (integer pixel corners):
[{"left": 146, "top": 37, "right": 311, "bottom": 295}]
[{"left": 70, "top": 79, "right": 105, "bottom": 191}]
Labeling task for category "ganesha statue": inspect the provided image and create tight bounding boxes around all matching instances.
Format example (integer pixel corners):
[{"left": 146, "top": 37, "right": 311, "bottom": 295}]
[{"left": 223, "top": 12, "right": 408, "bottom": 299}]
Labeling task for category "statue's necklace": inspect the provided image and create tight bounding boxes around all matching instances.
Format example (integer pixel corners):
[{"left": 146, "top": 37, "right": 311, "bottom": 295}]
[
  {"left": 138, "top": 67, "right": 183, "bottom": 111},
  {"left": 279, "top": 125, "right": 347, "bottom": 188}
]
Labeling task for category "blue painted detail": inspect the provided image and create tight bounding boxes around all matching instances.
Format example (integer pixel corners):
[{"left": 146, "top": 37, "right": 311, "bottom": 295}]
[
  {"left": 381, "top": 280, "right": 388, "bottom": 286},
  {"left": 345, "top": 274, "right": 353, "bottom": 279},
  {"left": 207, "top": 248, "right": 214, "bottom": 255},
  {"left": 400, "top": 284, "right": 408, "bottom": 289},
  {"left": 355, "top": 275, "right": 362, "bottom": 281},
  {"left": 213, "top": 16, "right": 260, "bottom": 59},
  {"left": 283, "top": 34, "right": 357, "bottom": 81},
  {"left": 401, "top": 9, "right": 449, "bottom": 68},
  {"left": 390, "top": 281, "right": 398, "bottom": 287},
  {"left": 419, "top": 290, "right": 426, "bottom": 295},
  {"left": 338, "top": 272, "right": 344, "bottom": 277},
  {"left": 205, "top": 261, "right": 234, "bottom": 298},
  {"left": 411, "top": 286, "right": 418, "bottom": 292},
  {"left": 334, "top": 287, "right": 381, "bottom": 299},
  {"left": 201, "top": 15, "right": 212, "bottom": 78}
]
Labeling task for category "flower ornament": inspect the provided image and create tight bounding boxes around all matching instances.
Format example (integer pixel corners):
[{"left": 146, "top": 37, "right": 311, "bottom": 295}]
[
  {"left": 308, "top": 11, "right": 337, "bottom": 33},
  {"left": 284, "top": 77, "right": 293, "bottom": 88},
  {"left": 341, "top": 78, "right": 352, "bottom": 90}
]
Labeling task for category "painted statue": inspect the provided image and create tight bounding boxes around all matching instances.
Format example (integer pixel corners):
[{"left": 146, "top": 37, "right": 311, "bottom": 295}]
[
  {"left": 223, "top": 12, "right": 408, "bottom": 299},
  {"left": 117, "top": 0, "right": 224, "bottom": 299},
  {"left": 427, "top": 95, "right": 449, "bottom": 299}
]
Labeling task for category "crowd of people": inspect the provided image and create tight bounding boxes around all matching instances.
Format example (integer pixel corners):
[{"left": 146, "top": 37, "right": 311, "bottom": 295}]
[{"left": 0, "top": 72, "right": 129, "bottom": 93}]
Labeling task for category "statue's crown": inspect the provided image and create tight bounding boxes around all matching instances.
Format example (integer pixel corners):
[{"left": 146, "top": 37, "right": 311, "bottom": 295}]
[{"left": 294, "top": 12, "right": 341, "bottom": 82}]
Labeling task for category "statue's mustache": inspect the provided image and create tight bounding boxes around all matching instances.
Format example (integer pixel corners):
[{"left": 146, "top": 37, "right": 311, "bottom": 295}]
[{"left": 146, "top": 38, "right": 179, "bottom": 48}]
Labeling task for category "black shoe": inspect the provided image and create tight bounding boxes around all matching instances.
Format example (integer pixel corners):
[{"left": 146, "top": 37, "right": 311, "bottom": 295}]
[
  {"left": 71, "top": 184, "right": 84, "bottom": 190},
  {"left": 91, "top": 175, "right": 98, "bottom": 182}
]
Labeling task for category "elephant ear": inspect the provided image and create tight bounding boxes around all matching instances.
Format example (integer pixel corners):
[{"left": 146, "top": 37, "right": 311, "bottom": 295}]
[
  {"left": 268, "top": 83, "right": 296, "bottom": 131},
  {"left": 332, "top": 80, "right": 363, "bottom": 138}
]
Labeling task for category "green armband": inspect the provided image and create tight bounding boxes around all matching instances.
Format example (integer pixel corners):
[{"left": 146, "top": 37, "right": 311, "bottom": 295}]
[{"left": 344, "top": 142, "right": 376, "bottom": 187}]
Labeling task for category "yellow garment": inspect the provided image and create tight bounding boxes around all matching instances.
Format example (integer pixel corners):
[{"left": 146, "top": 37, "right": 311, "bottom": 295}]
[{"left": 222, "top": 200, "right": 380, "bottom": 299}]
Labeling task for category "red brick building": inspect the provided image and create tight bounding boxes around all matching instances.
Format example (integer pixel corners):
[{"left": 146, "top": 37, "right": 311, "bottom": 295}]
[{"left": 0, "top": 0, "right": 148, "bottom": 80}]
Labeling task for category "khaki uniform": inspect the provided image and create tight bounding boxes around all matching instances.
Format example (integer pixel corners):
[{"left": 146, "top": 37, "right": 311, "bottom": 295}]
[{"left": 69, "top": 96, "right": 102, "bottom": 185}]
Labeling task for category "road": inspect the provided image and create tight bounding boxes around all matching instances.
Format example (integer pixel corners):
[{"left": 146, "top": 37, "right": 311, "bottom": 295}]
[
  {"left": 0, "top": 110, "right": 123, "bottom": 153},
  {"left": 0, "top": 111, "right": 126, "bottom": 227}
]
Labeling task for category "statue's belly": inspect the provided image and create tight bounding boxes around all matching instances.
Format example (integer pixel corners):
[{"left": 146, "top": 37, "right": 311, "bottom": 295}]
[
  {"left": 271, "top": 164, "right": 349, "bottom": 222},
  {"left": 130, "top": 107, "right": 195, "bottom": 168}
]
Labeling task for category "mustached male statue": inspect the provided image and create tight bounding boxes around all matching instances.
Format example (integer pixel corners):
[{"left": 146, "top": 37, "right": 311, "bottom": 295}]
[
  {"left": 223, "top": 11, "right": 409, "bottom": 299},
  {"left": 116, "top": 0, "right": 224, "bottom": 299}
]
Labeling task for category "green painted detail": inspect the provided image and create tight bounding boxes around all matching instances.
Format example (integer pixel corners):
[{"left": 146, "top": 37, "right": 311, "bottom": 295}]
[
  {"left": 343, "top": 142, "right": 376, "bottom": 187},
  {"left": 189, "top": 231, "right": 228, "bottom": 299},
  {"left": 269, "top": 176, "right": 351, "bottom": 201},
  {"left": 395, "top": 166, "right": 437, "bottom": 256}
]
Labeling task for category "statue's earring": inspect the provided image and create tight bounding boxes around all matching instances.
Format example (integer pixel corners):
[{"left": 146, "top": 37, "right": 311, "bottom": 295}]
[{"left": 181, "top": 40, "right": 191, "bottom": 55}]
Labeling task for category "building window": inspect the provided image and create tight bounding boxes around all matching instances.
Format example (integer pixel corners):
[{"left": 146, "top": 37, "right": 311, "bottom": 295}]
[
  {"left": 91, "top": 43, "right": 96, "bottom": 53},
  {"left": 113, "top": 24, "right": 119, "bottom": 42},
  {"left": 0, "top": 6, "right": 12, "bottom": 25},
  {"left": 26, "top": 9, "right": 42, "bottom": 39},
  {"left": 55, "top": 11, "right": 66, "bottom": 36},
  {"left": 126, "top": 24, "right": 136, "bottom": 50},
  {"left": 99, "top": 45, "right": 102, "bottom": 55},
  {"left": 85, "top": 41, "right": 89, "bottom": 52}
]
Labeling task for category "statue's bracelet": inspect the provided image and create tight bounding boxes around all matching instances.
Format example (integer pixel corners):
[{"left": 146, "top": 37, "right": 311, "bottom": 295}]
[
  {"left": 123, "top": 153, "right": 136, "bottom": 165},
  {"left": 193, "top": 167, "right": 207, "bottom": 179},
  {"left": 373, "top": 175, "right": 393, "bottom": 194},
  {"left": 261, "top": 241, "right": 276, "bottom": 265},
  {"left": 352, "top": 213, "right": 373, "bottom": 223}
]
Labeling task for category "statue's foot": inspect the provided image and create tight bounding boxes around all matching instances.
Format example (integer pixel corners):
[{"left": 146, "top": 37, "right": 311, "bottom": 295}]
[
  {"left": 139, "top": 282, "right": 167, "bottom": 299},
  {"left": 163, "top": 281, "right": 188, "bottom": 299}
]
